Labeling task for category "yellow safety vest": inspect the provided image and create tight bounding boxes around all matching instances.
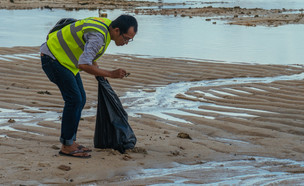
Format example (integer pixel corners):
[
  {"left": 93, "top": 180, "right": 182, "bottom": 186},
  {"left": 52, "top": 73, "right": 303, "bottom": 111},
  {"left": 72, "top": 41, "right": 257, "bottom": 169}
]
[{"left": 47, "top": 17, "right": 112, "bottom": 75}]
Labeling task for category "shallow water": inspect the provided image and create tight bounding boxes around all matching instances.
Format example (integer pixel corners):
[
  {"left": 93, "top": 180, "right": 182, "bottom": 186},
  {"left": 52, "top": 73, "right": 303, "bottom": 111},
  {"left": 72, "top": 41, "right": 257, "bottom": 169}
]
[
  {"left": 121, "top": 72, "right": 304, "bottom": 123},
  {"left": 1, "top": 0, "right": 303, "bottom": 64},
  {"left": 129, "top": 156, "right": 304, "bottom": 185}
]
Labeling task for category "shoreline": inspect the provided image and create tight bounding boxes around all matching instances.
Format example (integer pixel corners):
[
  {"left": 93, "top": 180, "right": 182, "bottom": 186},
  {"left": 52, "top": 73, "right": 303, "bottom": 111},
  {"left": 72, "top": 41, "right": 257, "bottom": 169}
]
[
  {"left": 133, "top": 6, "right": 304, "bottom": 27},
  {"left": 1, "top": 0, "right": 304, "bottom": 27},
  {"left": 0, "top": 0, "right": 174, "bottom": 10}
]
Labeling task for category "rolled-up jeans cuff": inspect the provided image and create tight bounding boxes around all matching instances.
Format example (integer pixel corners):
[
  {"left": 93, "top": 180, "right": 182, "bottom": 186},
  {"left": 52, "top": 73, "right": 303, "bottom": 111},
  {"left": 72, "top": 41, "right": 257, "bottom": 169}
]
[{"left": 60, "top": 137, "right": 74, "bottom": 146}]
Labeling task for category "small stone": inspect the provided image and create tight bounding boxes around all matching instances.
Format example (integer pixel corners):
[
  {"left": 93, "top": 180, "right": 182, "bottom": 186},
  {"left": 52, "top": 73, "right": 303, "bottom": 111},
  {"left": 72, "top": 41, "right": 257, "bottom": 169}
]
[
  {"left": 177, "top": 132, "right": 192, "bottom": 140},
  {"left": 37, "top": 90, "right": 51, "bottom": 95},
  {"left": 8, "top": 118, "right": 15, "bottom": 123},
  {"left": 169, "top": 150, "right": 180, "bottom": 156},
  {"left": 38, "top": 162, "right": 51, "bottom": 167},
  {"left": 58, "top": 165, "right": 71, "bottom": 171},
  {"left": 51, "top": 145, "right": 60, "bottom": 150}
]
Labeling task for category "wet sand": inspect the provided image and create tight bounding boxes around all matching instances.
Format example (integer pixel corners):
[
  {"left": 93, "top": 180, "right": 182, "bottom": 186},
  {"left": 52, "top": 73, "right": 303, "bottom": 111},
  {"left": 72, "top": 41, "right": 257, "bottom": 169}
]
[{"left": 1, "top": 46, "right": 304, "bottom": 184}]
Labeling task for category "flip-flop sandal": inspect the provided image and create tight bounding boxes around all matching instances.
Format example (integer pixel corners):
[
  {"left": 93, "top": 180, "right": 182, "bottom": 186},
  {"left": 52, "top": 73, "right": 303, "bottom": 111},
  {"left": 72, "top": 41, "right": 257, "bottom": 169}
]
[
  {"left": 59, "top": 150, "right": 91, "bottom": 159},
  {"left": 77, "top": 145, "right": 92, "bottom": 152}
]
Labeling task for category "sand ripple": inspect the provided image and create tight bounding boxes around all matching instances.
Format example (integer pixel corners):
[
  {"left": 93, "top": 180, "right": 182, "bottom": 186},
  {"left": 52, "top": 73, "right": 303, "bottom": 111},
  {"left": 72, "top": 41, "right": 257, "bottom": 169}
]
[{"left": 1, "top": 46, "right": 304, "bottom": 184}]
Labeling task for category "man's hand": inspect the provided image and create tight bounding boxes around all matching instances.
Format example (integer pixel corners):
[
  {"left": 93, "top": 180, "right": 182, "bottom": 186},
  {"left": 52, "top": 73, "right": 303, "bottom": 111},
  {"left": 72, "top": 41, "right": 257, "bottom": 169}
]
[
  {"left": 111, "top": 68, "right": 127, "bottom": 79},
  {"left": 78, "top": 64, "right": 127, "bottom": 79}
]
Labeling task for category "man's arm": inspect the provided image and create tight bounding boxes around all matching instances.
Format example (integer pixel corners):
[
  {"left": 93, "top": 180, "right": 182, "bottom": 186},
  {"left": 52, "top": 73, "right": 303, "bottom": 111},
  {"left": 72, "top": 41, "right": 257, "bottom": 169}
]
[
  {"left": 77, "top": 32, "right": 127, "bottom": 79},
  {"left": 78, "top": 64, "right": 127, "bottom": 78}
]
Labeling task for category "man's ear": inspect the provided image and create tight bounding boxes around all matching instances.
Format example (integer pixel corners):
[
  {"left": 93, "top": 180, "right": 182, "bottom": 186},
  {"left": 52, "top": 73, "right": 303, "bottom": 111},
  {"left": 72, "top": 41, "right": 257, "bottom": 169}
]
[{"left": 114, "top": 27, "right": 120, "bottom": 35}]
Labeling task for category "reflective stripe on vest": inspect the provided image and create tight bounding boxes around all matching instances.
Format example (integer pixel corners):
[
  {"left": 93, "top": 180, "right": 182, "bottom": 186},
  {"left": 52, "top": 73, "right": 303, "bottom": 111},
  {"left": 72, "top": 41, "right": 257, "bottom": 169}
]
[
  {"left": 57, "top": 22, "right": 109, "bottom": 68},
  {"left": 47, "top": 17, "right": 111, "bottom": 75}
]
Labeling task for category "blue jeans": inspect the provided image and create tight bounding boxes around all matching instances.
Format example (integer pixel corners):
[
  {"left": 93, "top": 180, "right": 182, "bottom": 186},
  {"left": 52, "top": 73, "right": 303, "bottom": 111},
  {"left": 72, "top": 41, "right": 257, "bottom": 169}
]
[{"left": 41, "top": 54, "right": 86, "bottom": 146}]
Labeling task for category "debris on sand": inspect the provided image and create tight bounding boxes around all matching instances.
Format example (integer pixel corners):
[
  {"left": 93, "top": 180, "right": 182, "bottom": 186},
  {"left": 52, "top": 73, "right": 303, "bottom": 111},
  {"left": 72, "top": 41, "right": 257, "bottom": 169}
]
[
  {"left": 58, "top": 165, "right": 71, "bottom": 171},
  {"left": 177, "top": 132, "right": 192, "bottom": 140},
  {"left": 8, "top": 118, "right": 15, "bottom": 123}
]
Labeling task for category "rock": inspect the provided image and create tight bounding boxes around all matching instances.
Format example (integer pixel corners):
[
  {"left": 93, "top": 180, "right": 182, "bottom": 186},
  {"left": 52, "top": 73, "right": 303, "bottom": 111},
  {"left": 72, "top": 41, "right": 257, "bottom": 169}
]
[
  {"left": 38, "top": 162, "right": 51, "bottom": 167},
  {"left": 37, "top": 90, "right": 51, "bottom": 95},
  {"left": 169, "top": 150, "right": 180, "bottom": 156},
  {"left": 78, "top": 1, "right": 89, "bottom": 5},
  {"left": 177, "top": 132, "right": 192, "bottom": 140},
  {"left": 51, "top": 145, "right": 60, "bottom": 150},
  {"left": 8, "top": 118, "right": 15, "bottom": 123},
  {"left": 58, "top": 165, "right": 71, "bottom": 171}
]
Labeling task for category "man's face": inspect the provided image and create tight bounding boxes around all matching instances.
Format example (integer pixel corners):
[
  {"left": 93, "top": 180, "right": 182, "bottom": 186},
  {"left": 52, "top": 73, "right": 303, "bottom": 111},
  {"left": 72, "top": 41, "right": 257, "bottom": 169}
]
[{"left": 115, "top": 26, "right": 136, "bottom": 46}]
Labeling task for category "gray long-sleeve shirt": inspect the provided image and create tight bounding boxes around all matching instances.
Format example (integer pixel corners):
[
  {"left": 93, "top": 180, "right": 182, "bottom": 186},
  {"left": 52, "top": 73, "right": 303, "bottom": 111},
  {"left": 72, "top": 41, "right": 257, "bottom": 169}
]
[{"left": 40, "top": 31, "right": 105, "bottom": 66}]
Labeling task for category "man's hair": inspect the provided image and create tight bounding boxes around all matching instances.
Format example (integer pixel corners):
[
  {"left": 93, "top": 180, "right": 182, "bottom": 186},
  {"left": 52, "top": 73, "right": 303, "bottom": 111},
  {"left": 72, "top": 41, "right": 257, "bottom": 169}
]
[{"left": 111, "top": 15, "right": 138, "bottom": 34}]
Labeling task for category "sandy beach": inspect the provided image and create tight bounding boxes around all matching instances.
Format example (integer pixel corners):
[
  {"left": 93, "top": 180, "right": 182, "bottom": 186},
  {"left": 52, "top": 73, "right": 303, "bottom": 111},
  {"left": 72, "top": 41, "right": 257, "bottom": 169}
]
[
  {"left": 1, "top": 46, "right": 304, "bottom": 184},
  {"left": 1, "top": 0, "right": 304, "bottom": 185}
]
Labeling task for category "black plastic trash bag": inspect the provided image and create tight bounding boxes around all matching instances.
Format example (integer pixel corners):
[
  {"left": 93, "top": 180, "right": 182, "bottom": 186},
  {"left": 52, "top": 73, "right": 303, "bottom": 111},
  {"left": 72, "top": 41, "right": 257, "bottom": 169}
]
[{"left": 94, "top": 76, "right": 136, "bottom": 153}]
